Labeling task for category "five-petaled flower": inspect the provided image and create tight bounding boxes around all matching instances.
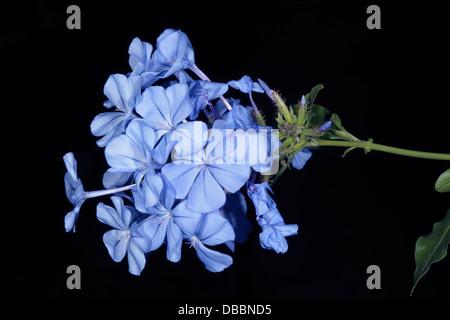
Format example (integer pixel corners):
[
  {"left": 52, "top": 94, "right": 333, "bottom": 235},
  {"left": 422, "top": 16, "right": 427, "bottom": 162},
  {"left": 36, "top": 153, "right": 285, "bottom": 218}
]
[{"left": 96, "top": 196, "right": 150, "bottom": 276}]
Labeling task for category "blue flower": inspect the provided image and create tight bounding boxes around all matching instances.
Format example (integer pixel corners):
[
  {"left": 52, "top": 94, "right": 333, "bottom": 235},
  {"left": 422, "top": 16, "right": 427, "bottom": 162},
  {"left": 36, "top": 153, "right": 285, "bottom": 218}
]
[
  {"left": 228, "top": 75, "right": 264, "bottom": 94},
  {"left": 189, "top": 80, "right": 228, "bottom": 120},
  {"left": 179, "top": 212, "right": 235, "bottom": 272},
  {"left": 246, "top": 182, "right": 276, "bottom": 216},
  {"left": 257, "top": 209, "right": 298, "bottom": 254},
  {"left": 247, "top": 182, "right": 298, "bottom": 253},
  {"left": 162, "top": 125, "right": 251, "bottom": 212},
  {"left": 135, "top": 83, "right": 196, "bottom": 160},
  {"left": 105, "top": 119, "right": 164, "bottom": 209},
  {"left": 128, "top": 37, "right": 157, "bottom": 87},
  {"left": 96, "top": 196, "right": 150, "bottom": 276},
  {"left": 63, "top": 152, "right": 86, "bottom": 233},
  {"left": 146, "top": 29, "right": 195, "bottom": 80},
  {"left": 291, "top": 148, "right": 312, "bottom": 170},
  {"left": 137, "top": 194, "right": 202, "bottom": 263},
  {"left": 91, "top": 74, "right": 142, "bottom": 147}
]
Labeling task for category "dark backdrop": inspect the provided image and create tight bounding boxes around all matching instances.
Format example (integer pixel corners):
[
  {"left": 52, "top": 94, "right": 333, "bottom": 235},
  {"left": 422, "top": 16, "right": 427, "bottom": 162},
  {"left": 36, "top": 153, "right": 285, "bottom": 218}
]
[{"left": 3, "top": 0, "right": 449, "bottom": 300}]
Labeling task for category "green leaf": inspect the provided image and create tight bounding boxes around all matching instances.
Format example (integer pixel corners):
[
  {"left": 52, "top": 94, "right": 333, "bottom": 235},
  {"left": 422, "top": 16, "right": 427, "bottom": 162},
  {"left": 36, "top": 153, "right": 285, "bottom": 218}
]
[
  {"left": 411, "top": 208, "right": 450, "bottom": 295},
  {"left": 307, "top": 104, "right": 330, "bottom": 127},
  {"left": 435, "top": 169, "right": 450, "bottom": 193},
  {"left": 305, "top": 84, "right": 324, "bottom": 107}
]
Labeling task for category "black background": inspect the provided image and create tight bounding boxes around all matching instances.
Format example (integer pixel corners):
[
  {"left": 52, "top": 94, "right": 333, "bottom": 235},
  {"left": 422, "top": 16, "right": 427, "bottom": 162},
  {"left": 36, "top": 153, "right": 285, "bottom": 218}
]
[{"left": 3, "top": 0, "right": 450, "bottom": 300}]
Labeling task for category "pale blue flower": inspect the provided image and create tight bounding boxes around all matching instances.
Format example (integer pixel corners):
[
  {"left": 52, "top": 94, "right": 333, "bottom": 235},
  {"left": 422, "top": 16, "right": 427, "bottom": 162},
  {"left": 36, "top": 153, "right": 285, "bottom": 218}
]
[
  {"left": 228, "top": 75, "right": 264, "bottom": 94},
  {"left": 179, "top": 212, "right": 235, "bottom": 272},
  {"left": 258, "top": 209, "right": 298, "bottom": 254},
  {"left": 146, "top": 29, "right": 195, "bottom": 79},
  {"left": 135, "top": 83, "right": 196, "bottom": 161},
  {"left": 162, "top": 125, "right": 251, "bottom": 213},
  {"left": 96, "top": 196, "right": 150, "bottom": 276},
  {"left": 91, "top": 74, "right": 142, "bottom": 147},
  {"left": 246, "top": 182, "right": 276, "bottom": 216},
  {"left": 105, "top": 119, "right": 164, "bottom": 209}
]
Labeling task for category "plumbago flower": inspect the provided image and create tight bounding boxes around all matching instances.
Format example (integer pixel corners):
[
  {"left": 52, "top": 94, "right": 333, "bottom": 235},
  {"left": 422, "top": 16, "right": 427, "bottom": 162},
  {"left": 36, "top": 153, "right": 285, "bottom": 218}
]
[
  {"left": 62, "top": 28, "right": 312, "bottom": 275},
  {"left": 61, "top": 28, "right": 450, "bottom": 295},
  {"left": 96, "top": 196, "right": 150, "bottom": 276}
]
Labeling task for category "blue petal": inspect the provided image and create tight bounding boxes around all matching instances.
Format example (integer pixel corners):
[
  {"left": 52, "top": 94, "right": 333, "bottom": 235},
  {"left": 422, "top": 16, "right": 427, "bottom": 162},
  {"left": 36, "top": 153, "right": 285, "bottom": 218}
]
[
  {"left": 127, "top": 234, "right": 147, "bottom": 276},
  {"left": 105, "top": 120, "right": 155, "bottom": 173},
  {"left": 125, "top": 119, "right": 156, "bottom": 153},
  {"left": 138, "top": 215, "right": 167, "bottom": 251},
  {"left": 63, "top": 152, "right": 78, "bottom": 181},
  {"left": 188, "top": 169, "right": 226, "bottom": 212},
  {"left": 128, "top": 37, "right": 153, "bottom": 72},
  {"left": 90, "top": 112, "right": 125, "bottom": 147},
  {"left": 64, "top": 202, "right": 83, "bottom": 233},
  {"left": 291, "top": 148, "right": 312, "bottom": 170},
  {"left": 136, "top": 86, "right": 172, "bottom": 130},
  {"left": 103, "top": 74, "right": 141, "bottom": 113},
  {"left": 197, "top": 213, "right": 235, "bottom": 246},
  {"left": 161, "top": 162, "right": 201, "bottom": 199},
  {"left": 171, "top": 201, "right": 203, "bottom": 237},
  {"left": 166, "top": 221, "right": 183, "bottom": 263},
  {"left": 102, "top": 171, "right": 132, "bottom": 189},
  {"left": 103, "top": 229, "right": 129, "bottom": 262},
  {"left": 165, "top": 83, "right": 194, "bottom": 126},
  {"left": 105, "top": 135, "right": 145, "bottom": 173},
  {"left": 208, "top": 164, "right": 250, "bottom": 193},
  {"left": 139, "top": 171, "right": 164, "bottom": 209},
  {"left": 195, "top": 242, "right": 233, "bottom": 272},
  {"left": 96, "top": 199, "right": 128, "bottom": 230}
]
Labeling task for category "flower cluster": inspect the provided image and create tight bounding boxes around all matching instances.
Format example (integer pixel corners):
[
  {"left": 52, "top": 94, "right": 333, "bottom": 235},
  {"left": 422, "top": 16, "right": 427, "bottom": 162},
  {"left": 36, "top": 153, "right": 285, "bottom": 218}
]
[{"left": 63, "top": 29, "right": 313, "bottom": 275}]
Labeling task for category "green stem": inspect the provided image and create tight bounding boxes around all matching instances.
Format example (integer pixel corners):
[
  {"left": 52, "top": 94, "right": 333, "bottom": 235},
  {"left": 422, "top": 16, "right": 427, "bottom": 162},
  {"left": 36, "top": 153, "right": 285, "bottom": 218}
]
[{"left": 308, "top": 139, "right": 450, "bottom": 161}]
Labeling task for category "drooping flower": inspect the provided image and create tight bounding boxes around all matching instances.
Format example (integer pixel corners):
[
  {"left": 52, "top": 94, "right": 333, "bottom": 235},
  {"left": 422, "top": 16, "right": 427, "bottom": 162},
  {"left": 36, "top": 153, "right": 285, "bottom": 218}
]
[
  {"left": 291, "top": 148, "right": 312, "bottom": 170},
  {"left": 189, "top": 80, "right": 228, "bottom": 120},
  {"left": 146, "top": 29, "right": 195, "bottom": 80},
  {"left": 63, "top": 152, "right": 86, "bottom": 233},
  {"left": 257, "top": 209, "right": 298, "bottom": 254},
  {"left": 228, "top": 75, "right": 264, "bottom": 95},
  {"left": 90, "top": 74, "right": 142, "bottom": 147},
  {"left": 247, "top": 182, "right": 298, "bottom": 253},
  {"left": 246, "top": 181, "right": 277, "bottom": 216},
  {"left": 96, "top": 196, "right": 150, "bottom": 276},
  {"left": 105, "top": 119, "right": 165, "bottom": 209},
  {"left": 179, "top": 212, "right": 235, "bottom": 272}
]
